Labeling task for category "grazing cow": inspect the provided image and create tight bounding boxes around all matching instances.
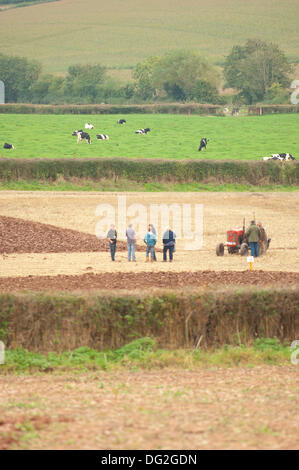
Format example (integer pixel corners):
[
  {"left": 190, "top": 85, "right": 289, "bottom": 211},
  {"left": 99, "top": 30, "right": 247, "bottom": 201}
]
[
  {"left": 85, "top": 123, "right": 94, "bottom": 129},
  {"left": 198, "top": 138, "right": 208, "bottom": 151},
  {"left": 135, "top": 128, "right": 150, "bottom": 134},
  {"left": 96, "top": 134, "right": 109, "bottom": 140},
  {"left": 72, "top": 130, "right": 91, "bottom": 144},
  {"left": 232, "top": 108, "right": 239, "bottom": 116},
  {"left": 118, "top": 119, "right": 126, "bottom": 124},
  {"left": 3, "top": 143, "right": 14, "bottom": 149}
]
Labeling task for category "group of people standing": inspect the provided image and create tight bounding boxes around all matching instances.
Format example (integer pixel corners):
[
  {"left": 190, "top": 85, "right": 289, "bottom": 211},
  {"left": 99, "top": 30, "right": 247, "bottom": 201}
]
[{"left": 106, "top": 224, "right": 176, "bottom": 262}]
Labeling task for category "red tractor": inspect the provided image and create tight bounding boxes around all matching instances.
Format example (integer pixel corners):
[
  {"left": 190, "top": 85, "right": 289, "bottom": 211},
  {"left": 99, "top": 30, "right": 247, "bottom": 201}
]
[
  {"left": 216, "top": 224, "right": 248, "bottom": 256},
  {"left": 216, "top": 219, "right": 270, "bottom": 256}
]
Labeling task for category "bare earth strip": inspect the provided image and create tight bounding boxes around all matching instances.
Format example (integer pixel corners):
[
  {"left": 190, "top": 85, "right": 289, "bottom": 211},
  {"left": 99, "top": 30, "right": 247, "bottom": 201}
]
[
  {"left": 0, "top": 270, "right": 298, "bottom": 292},
  {"left": 0, "top": 367, "right": 298, "bottom": 450},
  {"left": 0, "top": 192, "right": 298, "bottom": 280}
]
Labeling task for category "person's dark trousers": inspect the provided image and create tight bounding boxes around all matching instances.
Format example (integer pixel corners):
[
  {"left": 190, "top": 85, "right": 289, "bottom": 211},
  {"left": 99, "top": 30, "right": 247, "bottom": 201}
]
[
  {"left": 249, "top": 242, "right": 258, "bottom": 258},
  {"left": 163, "top": 245, "right": 174, "bottom": 261},
  {"left": 109, "top": 243, "right": 116, "bottom": 261}
]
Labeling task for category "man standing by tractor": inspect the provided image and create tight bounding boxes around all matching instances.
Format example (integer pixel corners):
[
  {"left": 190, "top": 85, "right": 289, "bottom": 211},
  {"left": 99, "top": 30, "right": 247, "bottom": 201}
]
[{"left": 246, "top": 220, "right": 261, "bottom": 258}]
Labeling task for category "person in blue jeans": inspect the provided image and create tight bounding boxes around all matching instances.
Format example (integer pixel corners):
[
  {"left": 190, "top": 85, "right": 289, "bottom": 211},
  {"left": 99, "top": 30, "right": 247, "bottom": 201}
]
[
  {"left": 246, "top": 220, "right": 261, "bottom": 258},
  {"left": 144, "top": 227, "right": 157, "bottom": 262},
  {"left": 126, "top": 224, "right": 136, "bottom": 261},
  {"left": 162, "top": 228, "right": 176, "bottom": 262},
  {"left": 149, "top": 224, "right": 157, "bottom": 261},
  {"left": 106, "top": 224, "right": 117, "bottom": 261}
]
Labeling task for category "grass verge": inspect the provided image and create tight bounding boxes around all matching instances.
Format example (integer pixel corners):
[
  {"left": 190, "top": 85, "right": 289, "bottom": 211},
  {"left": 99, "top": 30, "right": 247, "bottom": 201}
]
[
  {"left": 0, "top": 337, "right": 294, "bottom": 374},
  {"left": 0, "top": 179, "right": 298, "bottom": 192}
]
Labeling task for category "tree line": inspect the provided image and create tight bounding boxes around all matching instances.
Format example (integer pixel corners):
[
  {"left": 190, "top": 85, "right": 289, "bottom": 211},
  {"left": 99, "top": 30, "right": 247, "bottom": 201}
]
[{"left": 0, "top": 40, "right": 293, "bottom": 105}]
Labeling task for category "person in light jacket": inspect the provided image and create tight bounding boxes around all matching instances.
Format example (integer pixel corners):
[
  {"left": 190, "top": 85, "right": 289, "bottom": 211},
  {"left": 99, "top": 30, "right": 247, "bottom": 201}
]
[
  {"left": 126, "top": 224, "right": 136, "bottom": 262},
  {"left": 144, "top": 227, "right": 157, "bottom": 262}
]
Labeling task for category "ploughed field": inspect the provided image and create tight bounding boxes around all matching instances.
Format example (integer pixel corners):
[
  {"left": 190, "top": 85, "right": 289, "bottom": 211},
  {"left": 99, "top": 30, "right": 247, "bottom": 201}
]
[
  {"left": 0, "top": 367, "right": 298, "bottom": 450},
  {"left": 0, "top": 113, "right": 298, "bottom": 161},
  {"left": 0, "top": 191, "right": 298, "bottom": 290}
]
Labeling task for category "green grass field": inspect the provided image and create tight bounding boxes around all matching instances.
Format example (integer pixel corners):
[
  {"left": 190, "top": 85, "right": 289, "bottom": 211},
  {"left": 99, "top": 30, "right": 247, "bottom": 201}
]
[
  {"left": 0, "top": 0, "right": 298, "bottom": 73},
  {"left": 0, "top": 113, "right": 298, "bottom": 160}
]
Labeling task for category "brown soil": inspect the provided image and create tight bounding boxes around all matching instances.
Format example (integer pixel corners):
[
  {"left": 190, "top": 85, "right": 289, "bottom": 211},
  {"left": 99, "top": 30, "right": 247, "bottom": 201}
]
[
  {"left": 0, "top": 215, "right": 147, "bottom": 253},
  {"left": 0, "top": 270, "right": 298, "bottom": 292},
  {"left": 0, "top": 367, "right": 298, "bottom": 450}
]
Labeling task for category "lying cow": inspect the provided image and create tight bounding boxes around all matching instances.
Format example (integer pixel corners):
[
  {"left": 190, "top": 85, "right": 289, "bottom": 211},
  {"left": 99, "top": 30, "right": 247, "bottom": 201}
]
[
  {"left": 96, "top": 134, "right": 109, "bottom": 140},
  {"left": 85, "top": 123, "right": 94, "bottom": 129},
  {"left": 72, "top": 130, "right": 91, "bottom": 144},
  {"left": 3, "top": 143, "right": 14, "bottom": 149},
  {"left": 198, "top": 137, "right": 208, "bottom": 151},
  {"left": 272, "top": 153, "right": 295, "bottom": 161},
  {"left": 262, "top": 153, "right": 295, "bottom": 161},
  {"left": 118, "top": 119, "right": 126, "bottom": 124},
  {"left": 135, "top": 128, "right": 150, "bottom": 134}
]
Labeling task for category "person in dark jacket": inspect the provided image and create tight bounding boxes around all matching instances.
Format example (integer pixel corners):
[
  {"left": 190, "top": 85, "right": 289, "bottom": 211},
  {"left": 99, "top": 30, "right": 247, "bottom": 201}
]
[
  {"left": 246, "top": 220, "right": 261, "bottom": 258},
  {"left": 162, "top": 227, "right": 176, "bottom": 262},
  {"left": 106, "top": 224, "right": 117, "bottom": 261}
]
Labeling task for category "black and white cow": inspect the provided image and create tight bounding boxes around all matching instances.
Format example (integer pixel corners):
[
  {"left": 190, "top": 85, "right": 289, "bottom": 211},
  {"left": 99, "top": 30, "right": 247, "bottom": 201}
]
[
  {"left": 85, "top": 123, "right": 94, "bottom": 129},
  {"left": 198, "top": 138, "right": 208, "bottom": 151},
  {"left": 274, "top": 153, "right": 295, "bottom": 161},
  {"left": 117, "top": 119, "right": 126, "bottom": 124},
  {"left": 262, "top": 153, "right": 295, "bottom": 161},
  {"left": 96, "top": 134, "right": 109, "bottom": 140},
  {"left": 72, "top": 130, "right": 91, "bottom": 144},
  {"left": 3, "top": 143, "right": 14, "bottom": 149},
  {"left": 135, "top": 128, "right": 150, "bottom": 134}
]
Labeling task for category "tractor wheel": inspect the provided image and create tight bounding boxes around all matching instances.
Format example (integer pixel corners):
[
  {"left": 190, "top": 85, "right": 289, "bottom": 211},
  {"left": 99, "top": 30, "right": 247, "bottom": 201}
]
[
  {"left": 240, "top": 243, "right": 248, "bottom": 256},
  {"left": 216, "top": 243, "right": 224, "bottom": 256}
]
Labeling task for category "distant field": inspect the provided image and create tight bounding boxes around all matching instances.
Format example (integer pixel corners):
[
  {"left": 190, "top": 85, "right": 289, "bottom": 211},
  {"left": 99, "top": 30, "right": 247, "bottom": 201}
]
[
  {"left": 0, "top": 113, "right": 298, "bottom": 160},
  {"left": 0, "top": 0, "right": 298, "bottom": 73}
]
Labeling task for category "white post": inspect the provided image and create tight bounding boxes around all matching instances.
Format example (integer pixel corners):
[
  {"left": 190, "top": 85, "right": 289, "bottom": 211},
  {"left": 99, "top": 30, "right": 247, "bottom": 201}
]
[
  {"left": 0, "top": 341, "right": 5, "bottom": 365},
  {"left": 0, "top": 81, "right": 4, "bottom": 104},
  {"left": 247, "top": 255, "right": 254, "bottom": 271}
]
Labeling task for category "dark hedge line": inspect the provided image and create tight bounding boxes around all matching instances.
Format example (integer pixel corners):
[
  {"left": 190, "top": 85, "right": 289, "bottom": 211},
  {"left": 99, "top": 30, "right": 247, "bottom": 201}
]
[
  {"left": 0, "top": 103, "right": 222, "bottom": 115},
  {"left": 0, "top": 158, "right": 298, "bottom": 185},
  {"left": 0, "top": 103, "right": 298, "bottom": 115},
  {"left": 0, "top": 288, "right": 297, "bottom": 351}
]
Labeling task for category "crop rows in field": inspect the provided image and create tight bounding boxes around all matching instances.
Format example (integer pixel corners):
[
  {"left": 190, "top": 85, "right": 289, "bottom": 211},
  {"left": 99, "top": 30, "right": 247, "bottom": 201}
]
[{"left": 0, "top": 0, "right": 299, "bottom": 73}]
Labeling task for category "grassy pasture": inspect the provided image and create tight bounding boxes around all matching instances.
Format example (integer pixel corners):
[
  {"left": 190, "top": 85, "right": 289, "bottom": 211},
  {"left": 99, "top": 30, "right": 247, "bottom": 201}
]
[
  {"left": 0, "top": 113, "right": 298, "bottom": 160},
  {"left": 0, "top": 0, "right": 298, "bottom": 73}
]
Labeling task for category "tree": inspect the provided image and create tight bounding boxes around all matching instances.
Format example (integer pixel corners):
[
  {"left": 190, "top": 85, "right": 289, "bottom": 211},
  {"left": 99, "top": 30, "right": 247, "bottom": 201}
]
[
  {"left": 151, "top": 50, "right": 220, "bottom": 102},
  {"left": 66, "top": 64, "right": 107, "bottom": 101},
  {"left": 192, "top": 79, "right": 222, "bottom": 104},
  {"left": 0, "top": 53, "right": 41, "bottom": 102},
  {"left": 133, "top": 56, "right": 160, "bottom": 100},
  {"left": 224, "top": 39, "right": 293, "bottom": 104}
]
